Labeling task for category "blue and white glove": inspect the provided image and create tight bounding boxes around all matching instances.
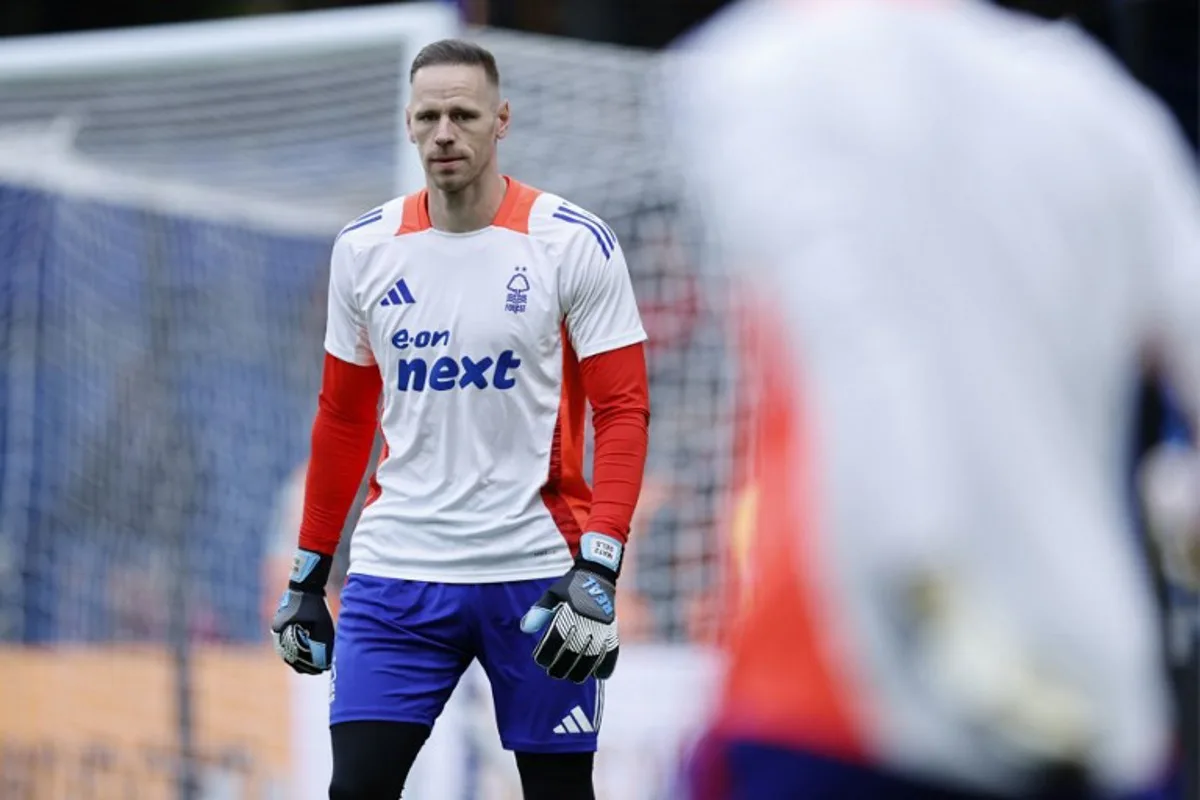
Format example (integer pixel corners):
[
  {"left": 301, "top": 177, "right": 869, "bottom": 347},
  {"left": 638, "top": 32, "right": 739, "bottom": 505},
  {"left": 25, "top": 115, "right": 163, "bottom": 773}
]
[
  {"left": 520, "top": 533, "right": 623, "bottom": 683},
  {"left": 270, "top": 549, "right": 336, "bottom": 675}
]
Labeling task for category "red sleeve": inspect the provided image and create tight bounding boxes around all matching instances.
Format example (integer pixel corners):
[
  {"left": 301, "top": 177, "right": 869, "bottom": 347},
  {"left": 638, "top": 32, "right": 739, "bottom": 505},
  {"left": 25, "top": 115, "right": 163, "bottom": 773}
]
[
  {"left": 297, "top": 352, "right": 383, "bottom": 555},
  {"left": 579, "top": 342, "right": 651, "bottom": 544}
]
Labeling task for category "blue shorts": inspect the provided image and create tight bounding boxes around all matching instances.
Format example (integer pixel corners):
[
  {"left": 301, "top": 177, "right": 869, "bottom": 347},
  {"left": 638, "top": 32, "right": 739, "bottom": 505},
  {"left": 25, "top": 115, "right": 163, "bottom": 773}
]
[
  {"left": 685, "top": 738, "right": 1181, "bottom": 800},
  {"left": 329, "top": 574, "right": 602, "bottom": 753}
]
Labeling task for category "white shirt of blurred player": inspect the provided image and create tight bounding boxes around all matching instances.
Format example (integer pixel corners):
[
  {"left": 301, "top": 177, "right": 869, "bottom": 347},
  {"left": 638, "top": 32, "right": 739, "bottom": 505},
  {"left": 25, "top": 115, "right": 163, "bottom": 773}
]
[
  {"left": 325, "top": 182, "right": 646, "bottom": 583},
  {"left": 671, "top": 0, "right": 1200, "bottom": 793}
]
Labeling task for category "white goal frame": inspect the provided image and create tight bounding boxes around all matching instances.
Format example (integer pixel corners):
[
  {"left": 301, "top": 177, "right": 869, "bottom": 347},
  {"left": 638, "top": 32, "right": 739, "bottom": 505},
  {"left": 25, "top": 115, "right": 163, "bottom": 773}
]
[{"left": 0, "top": 2, "right": 459, "bottom": 196}]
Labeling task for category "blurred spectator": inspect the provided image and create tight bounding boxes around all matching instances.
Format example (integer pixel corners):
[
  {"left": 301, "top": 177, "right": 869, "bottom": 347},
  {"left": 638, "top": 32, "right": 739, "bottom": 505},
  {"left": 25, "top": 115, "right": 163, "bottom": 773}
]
[
  {"left": 616, "top": 476, "right": 672, "bottom": 642},
  {"left": 630, "top": 209, "right": 702, "bottom": 364},
  {"left": 107, "top": 549, "right": 222, "bottom": 642},
  {"left": 605, "top": 203, "right": 731, "bottom": 642}
]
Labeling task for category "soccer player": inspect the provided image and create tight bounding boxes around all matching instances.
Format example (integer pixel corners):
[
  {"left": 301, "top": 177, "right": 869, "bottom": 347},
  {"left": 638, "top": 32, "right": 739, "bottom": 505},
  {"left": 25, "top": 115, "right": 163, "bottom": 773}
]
[
  {"left": 270, "top": 39, "right": 650, "bottom": 800},
  {"left": 668, "top": 1, "right": 1200, "bottom": 798}
]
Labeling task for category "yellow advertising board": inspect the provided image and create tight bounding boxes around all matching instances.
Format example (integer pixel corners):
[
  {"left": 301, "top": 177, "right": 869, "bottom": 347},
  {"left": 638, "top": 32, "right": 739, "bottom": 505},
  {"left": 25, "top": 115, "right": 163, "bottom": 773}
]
[{"left": 0, "top": 645, "right": 290, "bottom": 799}]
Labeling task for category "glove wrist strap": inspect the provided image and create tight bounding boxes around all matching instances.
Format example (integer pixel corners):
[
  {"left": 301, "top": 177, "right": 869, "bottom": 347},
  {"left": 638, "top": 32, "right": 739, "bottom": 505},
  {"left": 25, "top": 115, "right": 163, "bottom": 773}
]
[
  {"left": 289, "top": 549, "right": 333, "bottom": 594},
  {"left": 576, "top": 532, "right": 623, "bottom": 584}
]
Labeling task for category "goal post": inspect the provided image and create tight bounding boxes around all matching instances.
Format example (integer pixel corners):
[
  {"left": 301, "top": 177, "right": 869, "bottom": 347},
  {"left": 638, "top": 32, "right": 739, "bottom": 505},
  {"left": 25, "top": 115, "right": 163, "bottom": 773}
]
[{"left": 0, "top": 2, "right": 459, "bottom": 197}]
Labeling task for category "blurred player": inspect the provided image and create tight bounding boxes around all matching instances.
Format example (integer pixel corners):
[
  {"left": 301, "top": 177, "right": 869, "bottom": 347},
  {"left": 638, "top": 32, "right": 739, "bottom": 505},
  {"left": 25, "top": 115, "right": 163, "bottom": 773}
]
[
  {"left": 269, "top": 39, "right": 650, "bottom": 800},
  {"left": 667, "top": 1, "right": 1200, "bottom": 798}
]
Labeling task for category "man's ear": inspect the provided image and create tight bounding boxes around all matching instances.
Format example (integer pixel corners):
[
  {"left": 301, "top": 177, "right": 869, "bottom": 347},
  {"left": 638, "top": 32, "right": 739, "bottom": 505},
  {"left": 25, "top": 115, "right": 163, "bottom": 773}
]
[
  {"left": 405, "top": 106, "right": 415, "bottom": 144},
  {"left": 496, "top": 99, "right": 511, "bottom": 141}
]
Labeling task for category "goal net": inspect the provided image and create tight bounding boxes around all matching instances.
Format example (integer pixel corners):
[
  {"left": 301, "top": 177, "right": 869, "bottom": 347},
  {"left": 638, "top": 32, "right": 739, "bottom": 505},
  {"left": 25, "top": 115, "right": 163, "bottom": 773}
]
[
  {"left": 0, "top": 10, "right": 735, "bottom": 799},
  {"left": 474, "top": 27, "right": 734, "bottom": 645}
]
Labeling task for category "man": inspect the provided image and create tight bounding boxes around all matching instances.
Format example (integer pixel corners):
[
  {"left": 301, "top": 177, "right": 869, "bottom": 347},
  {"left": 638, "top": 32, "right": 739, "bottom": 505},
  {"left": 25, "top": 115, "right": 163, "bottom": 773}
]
[
  {"left": 270, "top": 39, "right": 650, "bottom": 800},
  {"left": 668, "top": 1, "right": 1200, "bottom": 798}
]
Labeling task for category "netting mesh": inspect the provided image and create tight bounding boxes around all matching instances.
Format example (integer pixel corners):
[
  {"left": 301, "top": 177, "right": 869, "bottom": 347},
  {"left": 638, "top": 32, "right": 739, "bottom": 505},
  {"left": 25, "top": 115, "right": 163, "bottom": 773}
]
[
  {"left": 0, "top": 184, "right": 327, "bottom": 794},
  {"left": 0, "top": 19, "right": 733, "bottom": 797},
  {"left": 0, "top": 47, "right": 407, "bottom": 217},
  {"left": 476, "top": 29, "right": 734, "bottom": 642},
  {"left": 3, "top": 193, "right": 332, "bottom": 642}
]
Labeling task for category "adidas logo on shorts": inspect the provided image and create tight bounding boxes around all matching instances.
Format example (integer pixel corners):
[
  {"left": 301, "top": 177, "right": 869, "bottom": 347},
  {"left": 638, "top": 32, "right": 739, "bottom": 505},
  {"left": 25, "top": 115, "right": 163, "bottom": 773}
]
[{"left": 552, "top": 705, "right": 596, "bottom": 735}]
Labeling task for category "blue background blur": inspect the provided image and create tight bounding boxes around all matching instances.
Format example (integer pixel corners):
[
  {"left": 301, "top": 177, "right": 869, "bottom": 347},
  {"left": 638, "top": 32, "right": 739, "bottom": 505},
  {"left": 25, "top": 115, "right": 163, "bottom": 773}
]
[{"left": 0, "top": 185, "right": 330, "bottom": 642}]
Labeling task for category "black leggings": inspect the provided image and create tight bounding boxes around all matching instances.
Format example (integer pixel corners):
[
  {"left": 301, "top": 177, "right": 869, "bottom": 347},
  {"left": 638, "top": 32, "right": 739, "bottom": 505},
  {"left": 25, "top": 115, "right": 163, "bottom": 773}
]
[{"left": 329, "top": 720, "right": 595, "bottom": 800}]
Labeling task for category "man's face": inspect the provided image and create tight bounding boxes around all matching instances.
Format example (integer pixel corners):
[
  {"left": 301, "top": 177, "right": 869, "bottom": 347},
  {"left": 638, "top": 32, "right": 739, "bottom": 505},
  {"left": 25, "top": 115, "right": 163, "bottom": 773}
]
[{"left": 407, "top": 64, "right": 509, "bottom": 193}]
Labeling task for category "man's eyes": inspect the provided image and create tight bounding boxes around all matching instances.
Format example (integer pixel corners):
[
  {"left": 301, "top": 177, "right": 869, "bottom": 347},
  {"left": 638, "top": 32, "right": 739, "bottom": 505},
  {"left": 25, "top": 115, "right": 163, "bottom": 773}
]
[{"left": 416, "top": 111, "right": 477, "bottom": 122}]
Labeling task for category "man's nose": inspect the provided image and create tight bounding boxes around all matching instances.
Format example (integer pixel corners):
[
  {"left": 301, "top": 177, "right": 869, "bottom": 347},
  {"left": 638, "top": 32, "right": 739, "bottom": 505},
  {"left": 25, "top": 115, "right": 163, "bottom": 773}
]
[{"left": 434, "top": 118, "right": 455, "bottom": 146}]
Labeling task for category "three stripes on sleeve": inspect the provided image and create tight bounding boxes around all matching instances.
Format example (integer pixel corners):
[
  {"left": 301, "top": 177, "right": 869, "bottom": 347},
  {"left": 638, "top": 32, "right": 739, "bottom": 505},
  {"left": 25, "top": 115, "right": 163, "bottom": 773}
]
[
  {"left": 337, "top": 201, "right": 617, "bottom": 262},
  {"left": 552, "top": 204, "right": 617, "bottom": 260}
]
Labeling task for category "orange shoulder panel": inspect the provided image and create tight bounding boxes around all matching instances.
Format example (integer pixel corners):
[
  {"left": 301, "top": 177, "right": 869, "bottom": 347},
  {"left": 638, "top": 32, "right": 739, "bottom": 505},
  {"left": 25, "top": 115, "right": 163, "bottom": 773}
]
[
  {"left": 492, "top": 177, "right": 541, "bottom": 234},
  {"left": 395, "top": 190, "right": 432, "bottom": 235}
]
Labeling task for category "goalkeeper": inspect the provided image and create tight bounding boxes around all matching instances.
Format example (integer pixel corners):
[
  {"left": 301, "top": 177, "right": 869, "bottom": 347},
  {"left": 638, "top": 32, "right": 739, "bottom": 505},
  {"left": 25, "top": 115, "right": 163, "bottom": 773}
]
[{"left": 271, "top": 39, "right": 650, "bottom": 800}]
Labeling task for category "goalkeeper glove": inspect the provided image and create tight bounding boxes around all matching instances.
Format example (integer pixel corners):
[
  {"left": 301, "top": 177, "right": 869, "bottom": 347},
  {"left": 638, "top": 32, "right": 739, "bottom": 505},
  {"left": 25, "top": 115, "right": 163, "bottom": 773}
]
[
  {"left": 520, "top": 532, "right": 623, "bottom": 683},
  {"left": 270, "top": 549, "right": 336, "bottom": 675},
  {"left": 903, "top": 574, "right": 1096, "bottom": 774}
]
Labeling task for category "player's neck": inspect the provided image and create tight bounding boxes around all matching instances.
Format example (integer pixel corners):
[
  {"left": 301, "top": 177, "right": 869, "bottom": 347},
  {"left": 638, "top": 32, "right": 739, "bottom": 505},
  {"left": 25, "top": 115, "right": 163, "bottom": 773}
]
[{"left": 426, "top": 171, "right": 507, "bottom": 234}]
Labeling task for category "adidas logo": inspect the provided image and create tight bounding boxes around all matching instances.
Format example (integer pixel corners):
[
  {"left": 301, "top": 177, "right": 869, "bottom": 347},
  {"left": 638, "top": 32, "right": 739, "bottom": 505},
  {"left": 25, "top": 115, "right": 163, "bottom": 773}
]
[
  {"left": 552, "top": 705, "right": 595, "bottom": 735},
  {"left": 380, "top": 279, "right": 416, "bottom": 307}
]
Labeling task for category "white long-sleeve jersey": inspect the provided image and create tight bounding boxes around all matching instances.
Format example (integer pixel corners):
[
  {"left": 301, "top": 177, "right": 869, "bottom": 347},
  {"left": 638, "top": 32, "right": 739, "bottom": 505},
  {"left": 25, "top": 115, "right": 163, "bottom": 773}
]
[
  {"left": 669, "top": 0, "right": 1200, "bottom": 794},
  {"left": 327, "top": 180, "right": 646, "bottom": 583}
]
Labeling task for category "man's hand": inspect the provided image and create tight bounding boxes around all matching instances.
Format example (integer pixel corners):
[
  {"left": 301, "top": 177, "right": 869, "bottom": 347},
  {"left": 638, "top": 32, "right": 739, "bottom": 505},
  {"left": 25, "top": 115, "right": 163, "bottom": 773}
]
[
  {"left": 270, "top": 549, "right": 335, "bottom": 675},
  {"left": 521, "top": 533, "right": 623, "bottom": 683},
  {"left": 902, "top": 574, "right": 1096, "bottom": 773}
]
